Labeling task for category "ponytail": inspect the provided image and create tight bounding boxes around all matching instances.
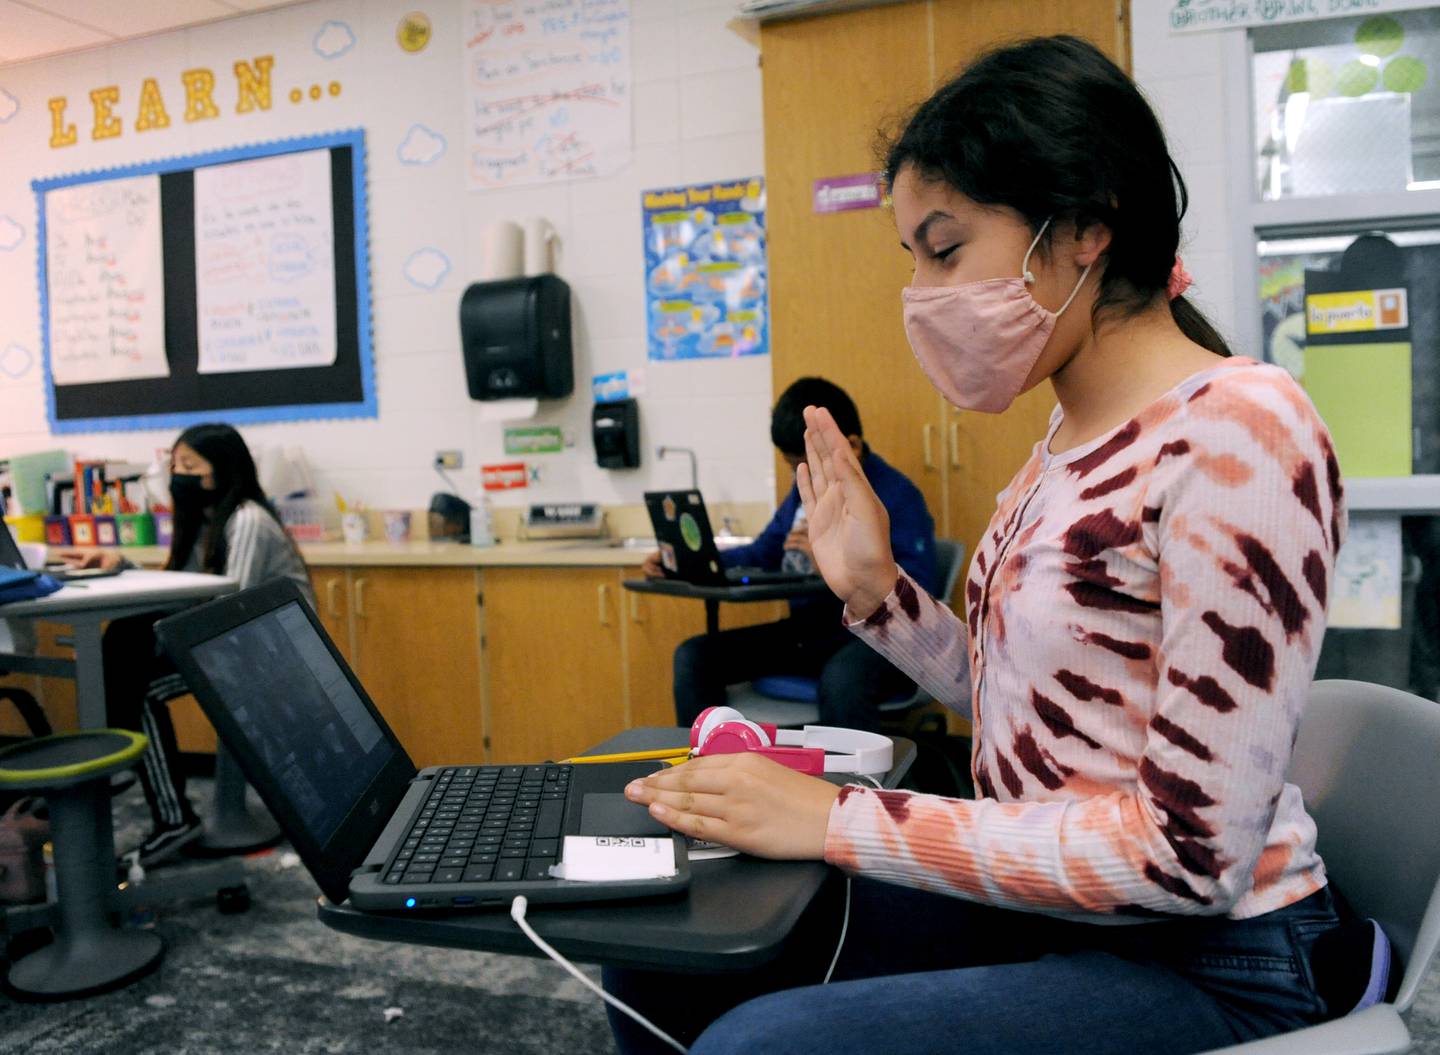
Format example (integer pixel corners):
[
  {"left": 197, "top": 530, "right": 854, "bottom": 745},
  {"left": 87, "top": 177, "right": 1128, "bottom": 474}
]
[{"left": 1169, "top": 295, "right": 1232, "bottom": 358}]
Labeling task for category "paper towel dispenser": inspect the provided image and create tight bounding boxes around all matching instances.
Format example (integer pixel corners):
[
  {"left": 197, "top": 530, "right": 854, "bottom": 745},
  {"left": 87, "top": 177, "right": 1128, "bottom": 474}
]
[
  {"left": 459, "top": 275, "right": 574, "bottom": 401},
  {"left": 593, "top": 398, "right": 640, "bottom": 469}
]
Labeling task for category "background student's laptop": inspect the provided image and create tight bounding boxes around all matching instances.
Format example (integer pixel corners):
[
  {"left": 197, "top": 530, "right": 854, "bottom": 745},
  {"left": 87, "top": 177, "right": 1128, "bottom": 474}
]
[
  {"left": 156, "top": 578, "right": 689, "bottom": 912},
  {"left": 0, "top": 518, "right": 122, "bottom": 581},
  {"left": 643, "top": 490, "right": 819, "bottom": 588}
]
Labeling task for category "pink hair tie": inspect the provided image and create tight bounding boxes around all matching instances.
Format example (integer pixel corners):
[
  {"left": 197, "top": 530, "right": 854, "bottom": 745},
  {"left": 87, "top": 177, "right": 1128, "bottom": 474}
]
[{"left": 1167, "top": 256, "right": 1193, "bottom": 301}]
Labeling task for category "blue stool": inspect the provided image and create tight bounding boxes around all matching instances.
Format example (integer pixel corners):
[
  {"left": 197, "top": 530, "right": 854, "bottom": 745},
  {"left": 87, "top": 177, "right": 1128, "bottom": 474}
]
[{"left": 0, "top": 730, "right": 164, "bottom": 999}]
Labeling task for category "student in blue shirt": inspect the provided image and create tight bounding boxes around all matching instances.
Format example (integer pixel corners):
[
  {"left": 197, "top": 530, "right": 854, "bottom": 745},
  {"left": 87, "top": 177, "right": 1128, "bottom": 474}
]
[{"left": 647, "top": 378, "right": 937, "bottom": 732}]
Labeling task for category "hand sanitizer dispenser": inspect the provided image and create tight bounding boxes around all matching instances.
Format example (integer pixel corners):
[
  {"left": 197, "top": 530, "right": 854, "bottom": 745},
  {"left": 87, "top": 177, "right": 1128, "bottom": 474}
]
[{"left": 592, "top": 398, "right": 640, "bottom": 469}]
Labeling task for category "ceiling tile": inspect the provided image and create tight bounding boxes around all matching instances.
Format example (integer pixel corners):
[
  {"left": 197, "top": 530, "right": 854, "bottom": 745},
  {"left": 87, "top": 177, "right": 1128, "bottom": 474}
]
[
  {"left": 19, "top": 0, "right": 237, "bottom": 38},
  {"left": 0, "top": 1, "right": 113, "bottom": 61}
]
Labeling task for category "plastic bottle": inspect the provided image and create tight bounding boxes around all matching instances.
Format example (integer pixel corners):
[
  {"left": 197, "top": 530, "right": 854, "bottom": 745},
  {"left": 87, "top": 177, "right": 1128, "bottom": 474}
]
[{"left": 469, "top": 491, "right": 495, "bottom": 548}]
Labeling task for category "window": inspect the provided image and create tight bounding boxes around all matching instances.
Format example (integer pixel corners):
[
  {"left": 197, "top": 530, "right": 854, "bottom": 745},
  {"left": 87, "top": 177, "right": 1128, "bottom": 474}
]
[{"left": 1252, "top": 10, "right": 1440, "bottom": 200}]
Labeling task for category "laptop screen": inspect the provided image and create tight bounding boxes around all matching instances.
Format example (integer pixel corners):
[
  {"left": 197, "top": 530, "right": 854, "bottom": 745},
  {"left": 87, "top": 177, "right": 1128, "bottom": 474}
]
[
  {"left": 189, "top": 599, "right": 394, "bottom": 846},
  {"left": 0, "top": 519, "right": 26, "bottom": 569}
]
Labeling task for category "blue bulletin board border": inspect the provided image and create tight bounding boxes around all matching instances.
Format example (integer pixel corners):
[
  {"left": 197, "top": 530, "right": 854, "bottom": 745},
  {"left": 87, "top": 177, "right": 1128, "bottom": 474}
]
[{"left": 32, "top": 128, "right": 376, "bottom": 434}]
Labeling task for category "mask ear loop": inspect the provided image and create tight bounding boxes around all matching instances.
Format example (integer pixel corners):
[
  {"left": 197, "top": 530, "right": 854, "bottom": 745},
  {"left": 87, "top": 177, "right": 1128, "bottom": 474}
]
[{"left": 1022, "top": 215, "right": 1092, "bottom": 318}]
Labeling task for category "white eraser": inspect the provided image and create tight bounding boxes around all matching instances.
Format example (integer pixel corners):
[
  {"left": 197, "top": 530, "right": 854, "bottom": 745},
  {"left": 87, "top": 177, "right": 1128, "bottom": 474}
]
[{"left": 548, "top": 836, "right": 677, "bottom": 882}]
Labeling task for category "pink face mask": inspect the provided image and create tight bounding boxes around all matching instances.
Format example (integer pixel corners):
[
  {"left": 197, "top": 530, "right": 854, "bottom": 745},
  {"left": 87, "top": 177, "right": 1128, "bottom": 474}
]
[{"left": 901, "top": 217, "right": 1091, "bottom": 413}]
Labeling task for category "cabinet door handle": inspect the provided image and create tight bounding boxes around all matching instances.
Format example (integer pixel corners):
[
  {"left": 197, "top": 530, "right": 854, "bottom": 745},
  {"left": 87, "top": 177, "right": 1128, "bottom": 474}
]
[
  {"left": 354, "top": 578, "right": 367, "bottom": 618},
  {"left": 922, "top": 423, "right": 936, "bottom": 469},
  {"left": 629, "top": 591, "right": 643, "bottom": 624},
  {"left": 326, "top": 579, "right": 342, "bottom": 619},
  {"left": 598, "top": 584, "right": 611, "bottom": 627},
  {"left": 949, "top": 421, "right": 962, "bottom": 469}
]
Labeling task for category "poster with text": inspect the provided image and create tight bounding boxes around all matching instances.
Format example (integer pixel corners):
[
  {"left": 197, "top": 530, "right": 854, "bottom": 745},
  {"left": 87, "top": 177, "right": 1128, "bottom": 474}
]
[
  {"left": 45, "top": 174, "right": 170, "bottom": 385},
  {"left": 193, "top": 149, "right": 337, "bottom": 375},
  {"left": 463, "top": 0, "right": 631, "bottom": 190},
  {"left": 642, "top": 178, "right": 768, "bottom": 361}
]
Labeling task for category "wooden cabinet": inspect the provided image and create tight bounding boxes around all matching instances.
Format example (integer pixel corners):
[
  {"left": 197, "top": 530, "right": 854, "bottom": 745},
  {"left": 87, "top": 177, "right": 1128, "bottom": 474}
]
[
  {"left": 482, "top": 567, "right": 627, "bottom": 764},
  {"left": 760, "top": 0, "right": 1129, "bottom": 590},
  {"left": 328, "top": 566, "right": 486, "bottom": 769},
  {"left": 311, "top": 566, "right": 354, "bottom": 665},
  {"left": 0, "top": 622, "right": 77, "bottom": 735}
]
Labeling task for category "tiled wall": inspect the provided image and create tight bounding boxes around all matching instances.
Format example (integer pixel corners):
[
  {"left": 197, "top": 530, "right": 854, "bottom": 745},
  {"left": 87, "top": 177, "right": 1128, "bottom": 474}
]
[
  {"left": 1131, "top": 1, "right": 1242, "bottom": 350},
  {"left": 0, "top": 0, "right": 777, "bottom": 512}
]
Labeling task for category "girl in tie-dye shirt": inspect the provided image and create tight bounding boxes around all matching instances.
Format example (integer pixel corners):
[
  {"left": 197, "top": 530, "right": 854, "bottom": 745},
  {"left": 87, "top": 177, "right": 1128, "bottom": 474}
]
[{"left": 615, "top": 36, "right": 1349, "bottom": 1055}]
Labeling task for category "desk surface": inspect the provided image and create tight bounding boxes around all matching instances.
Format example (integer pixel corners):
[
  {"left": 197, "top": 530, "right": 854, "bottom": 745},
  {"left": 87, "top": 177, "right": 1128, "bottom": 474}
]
[
  {"left": 317, "top": 727, "right": 914, "bottom": 972},
  {"left": 0, "top": 570, "right": 236, "bottom": 618},
  {"left": 622, "top": 576, "right": 833, "bottom": 604}
]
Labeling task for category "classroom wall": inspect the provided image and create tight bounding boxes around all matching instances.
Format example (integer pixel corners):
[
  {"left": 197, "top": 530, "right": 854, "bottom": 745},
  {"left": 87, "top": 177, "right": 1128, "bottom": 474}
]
[
  {"left": 1131, "top": 2, "right": 1242, "bottom": 349},
  {"left": 0, "top": 0, "right": 775, "bottom": 512}
]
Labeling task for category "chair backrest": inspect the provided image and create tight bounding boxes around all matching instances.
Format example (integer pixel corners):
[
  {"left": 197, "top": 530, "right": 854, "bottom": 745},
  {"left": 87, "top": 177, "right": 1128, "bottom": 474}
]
[
  {"left": 1289, "top": 679, "right": 1440, "bottom": 1012},
  {"left": 933, "top": 539, "right": 966, "bottom": 608}
]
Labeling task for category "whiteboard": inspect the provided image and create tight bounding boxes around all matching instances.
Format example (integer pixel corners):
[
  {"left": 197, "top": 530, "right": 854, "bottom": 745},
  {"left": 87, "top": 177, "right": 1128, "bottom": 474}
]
[
  {"left": 194, "top": 148, "right": 337, "bottom": 374},
  {"left": 44, "top": 174, "right": 169, "bottom": 386},
  {"left": 463, "top": 0, "right": 632, "bottom": 190}
]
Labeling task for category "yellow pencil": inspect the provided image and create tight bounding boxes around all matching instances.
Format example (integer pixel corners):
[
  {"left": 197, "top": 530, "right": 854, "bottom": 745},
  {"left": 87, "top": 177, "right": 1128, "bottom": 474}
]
[{"left": 563, "top": 747, "right": 692, "bottom": 765}]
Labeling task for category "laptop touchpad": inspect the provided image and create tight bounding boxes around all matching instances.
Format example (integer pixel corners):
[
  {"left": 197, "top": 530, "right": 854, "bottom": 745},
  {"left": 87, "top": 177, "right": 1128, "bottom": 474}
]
[{"left": 579, "top": 793, "right": 669, "bottom": 836}]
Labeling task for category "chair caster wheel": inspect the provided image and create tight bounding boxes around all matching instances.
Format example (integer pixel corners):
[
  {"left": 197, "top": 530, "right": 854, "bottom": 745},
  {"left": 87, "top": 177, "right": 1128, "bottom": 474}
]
[{"left": 216, "top": 884, "right": 251, "bottom": 915}]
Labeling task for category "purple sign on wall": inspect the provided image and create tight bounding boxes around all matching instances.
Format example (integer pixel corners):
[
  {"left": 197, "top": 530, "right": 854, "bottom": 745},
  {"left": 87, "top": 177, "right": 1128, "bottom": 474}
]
[{"left": 812, "top": 173, "right": 884, "bottom": 214}]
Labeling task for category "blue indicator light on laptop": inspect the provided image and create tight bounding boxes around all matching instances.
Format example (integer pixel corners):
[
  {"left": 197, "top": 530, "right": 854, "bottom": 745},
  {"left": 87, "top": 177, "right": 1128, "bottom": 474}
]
[{"left": 405, "top": 897, "right": 417, "bottom": 909}]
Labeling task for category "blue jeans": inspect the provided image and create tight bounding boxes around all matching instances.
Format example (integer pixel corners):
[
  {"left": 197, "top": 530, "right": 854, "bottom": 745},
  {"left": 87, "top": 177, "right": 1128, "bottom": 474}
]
[{"left": 603, "top": 879, "right": 1341, "bottom": 1055}]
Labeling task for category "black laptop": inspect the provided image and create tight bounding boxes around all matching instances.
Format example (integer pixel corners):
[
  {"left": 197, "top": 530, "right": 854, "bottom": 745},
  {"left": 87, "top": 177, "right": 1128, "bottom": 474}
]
[
  {"left": 643, "top": 490, "right": 820, "bottom": 588},
  {"left": 0, "top": 518, "right": 123, "bottom": 581},
  {"left": 155, "top": 578, "right": 690, "bottom": 911}
]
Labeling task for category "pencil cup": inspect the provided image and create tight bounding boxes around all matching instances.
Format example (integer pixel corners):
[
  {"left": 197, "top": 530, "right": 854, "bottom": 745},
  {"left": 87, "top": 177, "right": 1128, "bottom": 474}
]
[
  {"left": 382, "top": 510, "right": 411, "bottom": 545},
  {"left": 341, "top": 512, "right": 368, "bottom": 544}
]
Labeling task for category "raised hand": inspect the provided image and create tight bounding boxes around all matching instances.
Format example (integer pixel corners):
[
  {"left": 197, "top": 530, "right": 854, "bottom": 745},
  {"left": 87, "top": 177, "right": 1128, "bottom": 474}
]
[{"left": 796, "top": 405, "right": 898, "bottom": 619}]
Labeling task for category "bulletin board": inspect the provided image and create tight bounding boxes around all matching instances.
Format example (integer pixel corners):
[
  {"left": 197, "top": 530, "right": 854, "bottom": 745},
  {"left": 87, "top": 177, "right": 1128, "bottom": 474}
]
[{"left": 32, "top": 128, "right": 375, "bottom": 434}]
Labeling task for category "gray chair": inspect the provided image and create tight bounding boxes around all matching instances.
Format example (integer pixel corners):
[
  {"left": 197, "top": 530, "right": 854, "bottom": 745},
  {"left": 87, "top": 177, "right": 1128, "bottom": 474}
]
[
  {"left": 725, "top": 539, "right": 966, "bottom": 728},
  {"left": 1203, "top": 679, "right": 1440, "bottom": 1054}
]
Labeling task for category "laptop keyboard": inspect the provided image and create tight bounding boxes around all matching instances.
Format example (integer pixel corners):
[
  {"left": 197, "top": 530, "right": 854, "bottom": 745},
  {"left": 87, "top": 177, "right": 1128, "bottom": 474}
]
[{"left": 381, "top": 765, "right": 572, "bottom": 886}]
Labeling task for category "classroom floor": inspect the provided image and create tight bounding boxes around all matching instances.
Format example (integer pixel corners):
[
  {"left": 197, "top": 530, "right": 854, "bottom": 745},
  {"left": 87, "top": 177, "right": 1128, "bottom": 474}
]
[
  {"left": 1, "top": 780, "right": 1438, "bottom": 1054},
  {"left": 0, "top": 778, "right": 616, "bottom": 1055}
]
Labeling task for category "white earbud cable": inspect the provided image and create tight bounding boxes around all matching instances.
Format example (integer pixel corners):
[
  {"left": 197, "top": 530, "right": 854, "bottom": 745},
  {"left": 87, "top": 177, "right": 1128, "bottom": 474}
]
[
  {"left": 823, "top": 774, "right": 884, "bottom": 985},
  {"left": 510, "top": 896, "right": 688, "bottom": 1054}
]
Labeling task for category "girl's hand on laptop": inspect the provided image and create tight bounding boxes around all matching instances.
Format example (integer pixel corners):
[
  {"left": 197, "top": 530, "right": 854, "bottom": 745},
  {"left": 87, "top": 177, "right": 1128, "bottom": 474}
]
[
  {"left": 56, "top": 549, "right": 124, "bottom": 572},
  {"left": 624, "top": 752, "right": 840, "bottom": 860},
  {"left": 797, "top": 405, "right": 898, "bottom": 619}
]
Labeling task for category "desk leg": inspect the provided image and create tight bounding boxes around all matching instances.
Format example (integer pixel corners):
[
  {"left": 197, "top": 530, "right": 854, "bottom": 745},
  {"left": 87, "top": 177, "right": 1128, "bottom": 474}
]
[
  {"left": 705, "top": 599, "right": 720, "bottom": 637},
  {"left": 71, "top": 622, "right": 107, "bottom": 729}
]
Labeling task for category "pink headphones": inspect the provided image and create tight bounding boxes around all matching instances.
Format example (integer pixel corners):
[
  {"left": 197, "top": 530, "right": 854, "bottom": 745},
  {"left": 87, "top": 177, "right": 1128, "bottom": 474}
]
[{"left": 689, "top": 706, "right": 893, "bottom": 776}]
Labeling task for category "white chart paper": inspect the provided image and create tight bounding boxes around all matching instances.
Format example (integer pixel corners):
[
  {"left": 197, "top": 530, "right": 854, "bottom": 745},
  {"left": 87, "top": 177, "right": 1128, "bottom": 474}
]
[
  {"left": 45, "top": 174, "right": 169, "bottom": 385},
  {"left": 194, "top": 149, "right": 336, "bottom": 374}
]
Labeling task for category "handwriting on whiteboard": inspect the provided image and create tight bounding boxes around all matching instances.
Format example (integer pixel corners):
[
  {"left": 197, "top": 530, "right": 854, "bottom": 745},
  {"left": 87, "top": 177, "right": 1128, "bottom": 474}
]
[
  {"left": 193, "top": 148, "right": 337, "bottom": 374},
  {"left": 463, "top": 0, "right": 631, "bottom": 190},
  {"left": 45, "top": 174, "right": 170, "bottom": 386}
]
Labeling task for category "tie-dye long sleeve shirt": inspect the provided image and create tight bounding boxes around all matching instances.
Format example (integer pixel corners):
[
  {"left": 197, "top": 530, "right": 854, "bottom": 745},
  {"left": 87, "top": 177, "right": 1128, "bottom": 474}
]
[{"left": 824, "top": 359, "right": 1345, "bottom": 921}]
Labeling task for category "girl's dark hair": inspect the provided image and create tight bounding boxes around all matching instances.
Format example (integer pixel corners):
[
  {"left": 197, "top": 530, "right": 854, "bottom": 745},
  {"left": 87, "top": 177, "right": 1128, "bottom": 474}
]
[
  {"left": 771, "top": 377, "right": 863, "bottom": 456},
  {"left": 166, "top": 422, "right": 293, "bottom": 574},
  {"left": 883, "top": 35, "right": 1230, "bottom": 357}
]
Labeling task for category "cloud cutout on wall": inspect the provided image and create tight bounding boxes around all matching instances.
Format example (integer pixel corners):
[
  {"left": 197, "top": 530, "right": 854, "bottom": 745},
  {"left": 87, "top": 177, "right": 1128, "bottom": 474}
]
[
  {"left": 403, "top": 248, "right": 451, "bottom": 290},
  {"left": 0, "top": 216, "right": 24, "bottom": 251},
  {"left": 313, "top": 21, "right": 356, "bottom": 60},
  {"left": 398, "top": 125, "right": 447, "bottom": 166},
  {"left": 0, "top": 88, "right": 18, "bottom": 123},
  {"left": 0, "top": 343, "right": 34, "bottom": 380}
]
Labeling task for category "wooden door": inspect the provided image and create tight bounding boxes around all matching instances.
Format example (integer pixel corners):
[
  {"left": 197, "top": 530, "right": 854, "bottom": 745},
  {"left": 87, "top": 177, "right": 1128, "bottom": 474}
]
[
  {"left": 350, "top": 567, "right": 485, "bottom": 768},
  {"left": 310, "top": 566, "right": 354, "bottom": 664},
  {"left": 620, "top": 582, "right": 708, "bottom": 730},
  {"left": 0, "top": 622, "right": 76, "bottom": 735},
  {"left": 931, "top": 1, "right": 1129, "bottom": 563},
  {"left": 481, "top": 567, "right": 626, "bottom": 764},
  {"left": 761, "top": 2, "right": 948, "bottom": 521}
]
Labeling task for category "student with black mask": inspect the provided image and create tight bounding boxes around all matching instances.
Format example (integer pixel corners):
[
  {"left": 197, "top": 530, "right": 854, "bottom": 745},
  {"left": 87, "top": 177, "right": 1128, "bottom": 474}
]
[{"left": 62, "top": 423, "right": 313, "bottom": 865}]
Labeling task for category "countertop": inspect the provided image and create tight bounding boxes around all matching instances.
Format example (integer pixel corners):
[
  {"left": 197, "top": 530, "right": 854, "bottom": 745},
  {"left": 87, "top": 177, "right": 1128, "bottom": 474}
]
[{"left": 115, "top": 538, "right": 651, "bottom": 569}]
